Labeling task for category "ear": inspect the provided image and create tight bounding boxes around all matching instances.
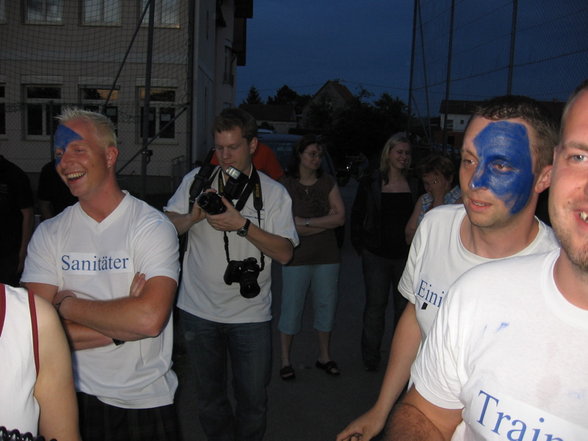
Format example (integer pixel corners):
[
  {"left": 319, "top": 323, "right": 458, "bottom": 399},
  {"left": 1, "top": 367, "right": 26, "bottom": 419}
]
[
  {"left": 106, "top": 145, "right": 119, "bottom": 169},
  {"left": 249, "top": 137, "right": 258, "bottom": 155},
  {"left": 534, "top": 164, "right": 552, "bottom": 194}
]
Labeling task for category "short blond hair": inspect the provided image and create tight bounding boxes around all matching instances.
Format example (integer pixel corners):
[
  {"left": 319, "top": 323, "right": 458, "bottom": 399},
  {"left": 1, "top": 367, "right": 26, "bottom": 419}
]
[{"left": 56, "top": 107, "right": 117, "bottom": 148}]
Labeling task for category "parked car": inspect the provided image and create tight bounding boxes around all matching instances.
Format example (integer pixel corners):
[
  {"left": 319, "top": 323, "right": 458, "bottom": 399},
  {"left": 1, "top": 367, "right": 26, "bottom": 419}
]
[{"left": 258, "top": 133, "right": 349, "bottom": 186}]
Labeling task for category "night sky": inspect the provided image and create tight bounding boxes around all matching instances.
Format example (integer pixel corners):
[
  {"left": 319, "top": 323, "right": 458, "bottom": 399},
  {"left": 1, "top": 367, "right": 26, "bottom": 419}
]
[{"left": 235, "top": 1, "right": 414, "bottom": 105}]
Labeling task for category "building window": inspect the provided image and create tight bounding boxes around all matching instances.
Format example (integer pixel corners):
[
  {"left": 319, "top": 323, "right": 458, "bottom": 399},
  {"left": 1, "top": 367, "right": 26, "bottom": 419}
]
[
  {"left": 25, "top": 0, "right": 63, "bottom": 24},
  {"left": 140, "top": 0, "right": 179, "bottom": 28},
  {"left": 0, "top": 85, "right": 5, "bottom": 135},
  {"left": 80, "top": 86, "right": 119, "bottom": 127},
  {"left": 25, "top": 85, "right": 61, "bottom": 138},
  {"left": 445, "top": 119, "right": 454, "bottom": 130},
  {"left": 139, "top": 87, "right": 175, "bottom": 140},
  {"left": 223, "top": 46, "right": 234, "bottom": 85},
  {"left": 83, "top": 0, "right": 121, "bottom": 25},
  {"left": 0, "top": 0, "right": 6, "bottom": 23}
]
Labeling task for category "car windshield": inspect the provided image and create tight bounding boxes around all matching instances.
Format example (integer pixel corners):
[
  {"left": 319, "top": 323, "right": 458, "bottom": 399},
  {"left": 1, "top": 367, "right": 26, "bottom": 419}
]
[{"left": 258, "top": 134, "right": 336, "bottom": 176}]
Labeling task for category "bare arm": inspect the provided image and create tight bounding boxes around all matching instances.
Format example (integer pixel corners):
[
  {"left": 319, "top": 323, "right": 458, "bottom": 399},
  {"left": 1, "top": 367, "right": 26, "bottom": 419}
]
[
  {"left": 34, "top": 295, "right": 82, "bottom": 441},
  {"left": 166, "top": 202, "right": 206, "bottom": 235},
  {"left": 405, "top": 196, "right": 424, "bottom": 245},
  {"left": 337, "top": 303, "right": 422, "bottom": 441},
  {"left": 23, "top": 282, "right": 112, "bottom": 349},
  {"left": 56, "top": 275, "right": 176, "bottom": 341},
  {"left": 25, "top": 274, "right": 176, "bottom": 350},
  {"left": 205, "top": 196, "right": 294, "bottom": 264},
  {"left": 383, "top": 387, "right": 462, "bottom": 441},
  {"left": 295, "top": 184, "right": 345, "bottom": 236}
]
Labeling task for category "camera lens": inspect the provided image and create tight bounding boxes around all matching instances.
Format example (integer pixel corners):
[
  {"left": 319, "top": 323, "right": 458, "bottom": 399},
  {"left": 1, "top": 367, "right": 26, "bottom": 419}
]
[
  {"left": 197, "top": 192, "right": 226, "bottom": 214},
  {"left": 240, "top": 281, "right": 260, "bottom": 299}
]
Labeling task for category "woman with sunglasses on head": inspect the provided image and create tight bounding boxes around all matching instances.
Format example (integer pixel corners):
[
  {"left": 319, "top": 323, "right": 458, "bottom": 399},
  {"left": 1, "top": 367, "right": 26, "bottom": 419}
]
[{"left": 350, "top": 133, "right": 418, "bottom": 373}]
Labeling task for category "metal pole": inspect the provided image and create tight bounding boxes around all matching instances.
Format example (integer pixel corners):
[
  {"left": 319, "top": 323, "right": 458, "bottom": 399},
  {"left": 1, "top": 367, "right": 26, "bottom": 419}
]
[
  {"left": 442, "top": 0, "right": 456, "bottom": 151},
  {"left": 141, "top": 0, "right": 156, "bottom": 199},
  {"left": 406, "top": 0, "right": 418, "bottom": 135},
  {"left": 417, "top": 1, "right": 432, "bottom": 143},
  {"left": 507, "top": 0, "right": 519, "bottom": 95},
  {"left": 49, "top": 100, "right": 55, "bottom": 161},
  {"left": 186, "top": 0, "right": 195, "bottom": 170},
  {"left": 105, "top": 2, "right": 151, "bottom": 109}
]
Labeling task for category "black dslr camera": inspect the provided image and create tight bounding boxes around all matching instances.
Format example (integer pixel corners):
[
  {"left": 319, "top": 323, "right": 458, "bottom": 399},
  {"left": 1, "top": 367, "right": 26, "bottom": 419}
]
[
  {"left": 197, "top": 166, "right": 249, "bottom": 215},
  {"left": 224, "top": 257, "right": 261, "bottom": 298}
]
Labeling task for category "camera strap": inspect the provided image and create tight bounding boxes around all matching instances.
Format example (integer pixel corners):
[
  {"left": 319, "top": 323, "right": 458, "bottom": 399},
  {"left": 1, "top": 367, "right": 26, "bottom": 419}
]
[
  {"left": 188, "top": 148, "right": 217, "bottom": 211},
  {"left": 222, "top": 167, "right": 265, "bottom": 270}
]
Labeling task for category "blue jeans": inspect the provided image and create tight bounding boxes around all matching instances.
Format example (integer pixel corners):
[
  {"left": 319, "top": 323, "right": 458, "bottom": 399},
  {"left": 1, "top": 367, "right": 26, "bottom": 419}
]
[
  {"left": 361, "top": 249, "right": 407, "bottom": 367},
  {"left": 278, "top": 263, "right": 340, "bottom": 335},
  {"left": 179, "top": 310, "right": 272, "bottom": 441}
]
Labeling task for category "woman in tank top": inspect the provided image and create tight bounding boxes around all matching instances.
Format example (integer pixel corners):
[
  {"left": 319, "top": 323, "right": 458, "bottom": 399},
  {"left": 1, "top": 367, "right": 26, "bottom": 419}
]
[
  {"left": 350, "top": 133, "right": 416, "bottom": 372},
  {"left": 277, "top": 135, "right": 346, "bottom": 380}
]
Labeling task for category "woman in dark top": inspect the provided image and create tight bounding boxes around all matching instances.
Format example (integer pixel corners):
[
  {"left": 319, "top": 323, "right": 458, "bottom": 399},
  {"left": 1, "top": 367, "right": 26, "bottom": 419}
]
[
  {"left": 350, "top": 133, "right": 416, "bottom": 372},
  {"left": 278, "top": 135, "right": 345, "bottom": 380}
]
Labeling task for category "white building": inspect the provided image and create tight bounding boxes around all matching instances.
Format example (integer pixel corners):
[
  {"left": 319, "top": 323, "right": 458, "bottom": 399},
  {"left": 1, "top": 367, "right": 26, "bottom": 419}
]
[{"left": 0, "top": 0, "right": 252, "bottom": 194}]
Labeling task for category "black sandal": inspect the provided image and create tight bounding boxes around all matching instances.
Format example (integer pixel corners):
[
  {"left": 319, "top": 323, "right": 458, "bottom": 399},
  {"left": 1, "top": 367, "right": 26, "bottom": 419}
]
[
  {"left": 280, "top": 365, "right": 296, "bottom": 380},
  {"left": 315, "top": 360, "right": 340, "bottom": 376}
]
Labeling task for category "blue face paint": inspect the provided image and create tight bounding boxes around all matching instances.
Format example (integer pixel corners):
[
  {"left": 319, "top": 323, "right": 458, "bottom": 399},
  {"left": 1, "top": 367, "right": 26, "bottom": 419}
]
[
  {"left": 54, "top": 124, "right": 83, "bottom": 165},
  {"left": 471, "top": 121, "right": 534, "bottom": 214}
]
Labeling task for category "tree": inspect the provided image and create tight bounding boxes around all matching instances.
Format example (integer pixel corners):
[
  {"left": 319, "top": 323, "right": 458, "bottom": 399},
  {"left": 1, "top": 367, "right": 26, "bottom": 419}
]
[
  {"left": 304, "top": 96, "right": 334, "bottom": 133},
  {"left": 267, "top": 85, "right": 311, "bottom": 114},
  {"left": 322, "top": 92, "right": 410, "bottom": 167},
  {"left": 243, "top": 86, "right": 263, "bottom": 105}
]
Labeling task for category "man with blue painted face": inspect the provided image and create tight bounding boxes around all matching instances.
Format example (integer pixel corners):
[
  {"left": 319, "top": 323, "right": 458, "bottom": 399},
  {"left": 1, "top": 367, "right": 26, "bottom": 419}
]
[
  {"left": 21, "top": 108, "right": 181, "bottom": 441},
  {"left": 337, "top": 95, "right": 561, "bottom": 441},
  {"left": 384, "top": 82, "right": 588, "bottom": 440}
]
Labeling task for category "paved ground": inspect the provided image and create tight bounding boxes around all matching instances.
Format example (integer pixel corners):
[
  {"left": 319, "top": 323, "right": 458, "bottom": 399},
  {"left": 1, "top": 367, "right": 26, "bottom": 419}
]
[{"left": 173, "top": 181, "right": 397, "bottom": 441}]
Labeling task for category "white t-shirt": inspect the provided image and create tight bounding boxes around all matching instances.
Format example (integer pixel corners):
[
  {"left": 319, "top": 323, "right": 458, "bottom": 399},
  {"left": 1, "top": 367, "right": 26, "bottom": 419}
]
[
  {"left": 164, "top": 167, "right": 298, "bottom": 324},
  {"left": 412, "top": 250, "right": 588, "bottom": 440},
  {"left": 398, "top": 204, "right": 559, "bottom": 338},
  {"left": 22, "top": 192, "right": 180, "bottom": 409},
  {"left": 0, "top": 284, "right": 39, "bottom": 434}
]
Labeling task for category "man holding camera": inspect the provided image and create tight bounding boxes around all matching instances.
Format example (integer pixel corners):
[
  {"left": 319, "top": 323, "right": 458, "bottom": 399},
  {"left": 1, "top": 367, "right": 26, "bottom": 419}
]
[{"left": 165, "top": 108, "right": 298, "bottom": 441}]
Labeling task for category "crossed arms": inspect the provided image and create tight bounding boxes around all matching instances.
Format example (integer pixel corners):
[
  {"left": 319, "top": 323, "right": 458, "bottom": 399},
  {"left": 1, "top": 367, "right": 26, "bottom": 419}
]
[{"left": 24, "top": 274, "right": 177, "bottom": 350}]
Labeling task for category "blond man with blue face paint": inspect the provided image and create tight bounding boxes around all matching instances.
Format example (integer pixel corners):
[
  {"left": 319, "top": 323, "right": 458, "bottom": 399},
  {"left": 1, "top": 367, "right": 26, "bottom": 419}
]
[
  {"left": 337, "top": 96, "right": 560, "bottom": 441},
  {"left": 384, "top": 82, "right": 588, "bottom": 441},
  {"left": 22, "top": 108, "right": 181, "bottom": 441}
]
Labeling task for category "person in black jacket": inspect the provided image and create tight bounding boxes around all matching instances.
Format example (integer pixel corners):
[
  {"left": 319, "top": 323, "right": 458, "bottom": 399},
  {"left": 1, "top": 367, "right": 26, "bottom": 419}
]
[{"left": 350, "top": 133, "right": 417, "bottom": 372}]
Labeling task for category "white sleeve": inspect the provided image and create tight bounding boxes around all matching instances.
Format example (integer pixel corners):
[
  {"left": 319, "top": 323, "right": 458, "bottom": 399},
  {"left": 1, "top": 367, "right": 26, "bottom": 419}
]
[
  {"left": 398, "top": 220, "right": 425, "bottom": 303},
  {"left": 410, "top": 280, "right": 466, "bottom": 410},
  {"left": 21, "top": 221, "right": 60, "bottom": 287},
  {"left": 164, "top": 168, "right": 200, "bottom": 215},
  {"left": 262, "top": 180, "right": 299, "bottom": 246},
  {"left": 132, "top": 214, "right": 180, "bottom": 282}
]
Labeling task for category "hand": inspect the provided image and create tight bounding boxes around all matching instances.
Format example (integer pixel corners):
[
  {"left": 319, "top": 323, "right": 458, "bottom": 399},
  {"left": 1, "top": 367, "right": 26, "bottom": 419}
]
[
  {"left": 129, "top": 273, "right": 146, "bottom": 297},
  {"left": 205, "top": 196, "right": 246, "bottom": 232},
  {"left": 52, "top": 289, "right": 77, "bottom": 315},
  {"left": 189, "top": 193, "right": 206, "bottom": 224},
  {"left": 336, "top": 408, "right": 387, "bottom": 441}
]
